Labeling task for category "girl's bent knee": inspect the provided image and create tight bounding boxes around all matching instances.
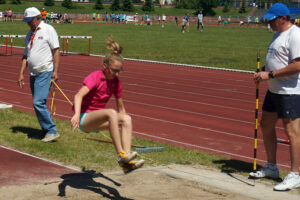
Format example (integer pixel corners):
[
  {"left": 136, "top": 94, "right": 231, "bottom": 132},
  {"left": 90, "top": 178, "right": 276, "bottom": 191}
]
[{"left": 107, "top": 109, "right": 118, "bottom": 119}]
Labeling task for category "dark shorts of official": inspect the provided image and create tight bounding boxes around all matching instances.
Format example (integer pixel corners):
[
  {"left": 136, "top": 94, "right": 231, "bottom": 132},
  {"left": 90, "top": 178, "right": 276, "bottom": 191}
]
[{"left": 262, "top": 90, "right": 300, "bottom": 119}]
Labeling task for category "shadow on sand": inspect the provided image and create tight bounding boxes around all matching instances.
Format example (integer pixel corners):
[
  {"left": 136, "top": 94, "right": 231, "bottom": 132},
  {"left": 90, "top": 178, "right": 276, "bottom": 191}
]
[
  {"left": 213, "top": 159, "right": 282, "bottom": 184},
  {"left": 58, "top": 169, "right": 133, "bottom": 200}
]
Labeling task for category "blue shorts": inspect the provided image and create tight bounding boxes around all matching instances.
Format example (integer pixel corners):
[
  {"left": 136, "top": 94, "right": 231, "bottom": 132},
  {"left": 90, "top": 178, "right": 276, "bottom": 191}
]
[
  {"left": 262, "top": 90, "right": 300, "bottom": 119},
  {"left": 79, "top": 113, "right": 98, "bottom": 133}
]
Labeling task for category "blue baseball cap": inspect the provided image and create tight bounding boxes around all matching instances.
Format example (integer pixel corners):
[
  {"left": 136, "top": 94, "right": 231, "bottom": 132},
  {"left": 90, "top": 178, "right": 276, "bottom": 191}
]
[{"left": 263, "top": 3, "right": 290, "bottom": 21}]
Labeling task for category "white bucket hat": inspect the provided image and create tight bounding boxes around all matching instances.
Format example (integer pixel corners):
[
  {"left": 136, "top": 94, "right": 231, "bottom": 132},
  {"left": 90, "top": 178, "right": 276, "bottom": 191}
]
[{"left": 23, "top": 7, "right": 41, "bottom": 22}]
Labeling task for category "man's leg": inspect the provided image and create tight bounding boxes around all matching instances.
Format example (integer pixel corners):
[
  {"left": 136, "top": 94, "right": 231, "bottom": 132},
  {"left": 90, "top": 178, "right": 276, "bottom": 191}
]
[
  {"left": 30, "top": 71, "right": 57, "bottom": 135},
  {"left": 274, "top": 118, "right": 300, "bottom": 191},
  {"left": 260, "top": 111, "right": 278, "bottom": 164},
  {"left": 249, "top": 110, "right": 279, "bottom": 178},
  {"left": 282, "top": 118, "right": 300, "bottom": 172}
]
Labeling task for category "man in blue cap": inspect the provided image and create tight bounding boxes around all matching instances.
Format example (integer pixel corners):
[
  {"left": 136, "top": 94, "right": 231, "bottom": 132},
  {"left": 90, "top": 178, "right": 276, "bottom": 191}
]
[
  {"left": 251, "top": 3, "right": 300, "bottom": 191},
  {"left": 18, "top": 7, "right": 60, "bottom": 142}
]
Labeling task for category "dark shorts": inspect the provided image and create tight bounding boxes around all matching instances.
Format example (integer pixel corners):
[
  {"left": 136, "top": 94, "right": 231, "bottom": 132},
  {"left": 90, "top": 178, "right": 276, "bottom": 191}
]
[{"left": 262, "top": 90, "right": 300, "bottom": 119}]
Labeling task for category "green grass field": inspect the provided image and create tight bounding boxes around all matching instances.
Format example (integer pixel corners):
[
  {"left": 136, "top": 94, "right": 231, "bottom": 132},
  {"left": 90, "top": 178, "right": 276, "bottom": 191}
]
[{"left": 1, "top": 21, "right": 272, "bottom": 71}]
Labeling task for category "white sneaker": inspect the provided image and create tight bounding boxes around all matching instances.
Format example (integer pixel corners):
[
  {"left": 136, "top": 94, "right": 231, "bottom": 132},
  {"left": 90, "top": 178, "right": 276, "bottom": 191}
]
[
  {"left": 249, "top": 163, "right": 279, "bottom": 179},
  {"left": 41, "top": 132, "right": 60, "bottom": 142},
  {"left": 121, "top": 159, "right": 145, "bottom": 174},
  {"left": 117, "top": 151, "right": 138, "bottom": 165},
  {"left": 274, "top": 172, "right": 300, "bottom": 191}
]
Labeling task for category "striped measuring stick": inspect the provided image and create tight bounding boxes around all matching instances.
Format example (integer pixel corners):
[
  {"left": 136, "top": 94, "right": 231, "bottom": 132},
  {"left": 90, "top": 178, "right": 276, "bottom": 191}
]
[{"left": 253, "top": 54, "right": 260, "bottom": 172}]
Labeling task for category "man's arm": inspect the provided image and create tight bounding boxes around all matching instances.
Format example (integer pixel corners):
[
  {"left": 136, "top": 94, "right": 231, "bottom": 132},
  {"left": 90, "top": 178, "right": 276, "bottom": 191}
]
[
  {"left": 52, "top": 47, "right": 60, "bottom": 81},
  {"left": 18, "top": 55, "right": 27, "bottom": 88},
  {"left": 272, "top": 57, "right": 300, "bottom": 78},
  {"left": 254, "top": 58, "right": 300, "bottom": 83}
]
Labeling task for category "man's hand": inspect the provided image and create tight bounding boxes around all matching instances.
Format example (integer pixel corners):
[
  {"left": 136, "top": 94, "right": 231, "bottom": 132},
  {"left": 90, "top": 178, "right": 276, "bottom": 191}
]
[
  {"left": 18, "top": 74, "right": 25, "bottom": 88},
  {"left": 253, "top": 71, "right": 270, "bottom": 83},
  {"left": 51, "top": 71, "right": 59, "bottom": 82}
]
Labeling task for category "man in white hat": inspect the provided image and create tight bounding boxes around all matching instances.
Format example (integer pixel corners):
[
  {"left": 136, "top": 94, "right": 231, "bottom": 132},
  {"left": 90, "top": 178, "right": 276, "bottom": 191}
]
[{"left": 18, "top": 7, "right": 60, "bottom": 142}]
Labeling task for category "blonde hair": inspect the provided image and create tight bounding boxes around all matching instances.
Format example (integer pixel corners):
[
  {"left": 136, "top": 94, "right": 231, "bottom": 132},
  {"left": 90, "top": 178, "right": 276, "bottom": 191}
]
[{"left": 103, "top": 35, "right": 124, "bottom": 66}]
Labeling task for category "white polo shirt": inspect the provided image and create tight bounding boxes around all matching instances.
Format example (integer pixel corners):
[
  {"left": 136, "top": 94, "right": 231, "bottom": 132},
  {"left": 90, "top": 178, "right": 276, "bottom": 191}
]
[
  {"left": 24, "top": 21, "right": 59, "bottom": 76},
  {"left": 265, "top": 25, "right": 300, "bottom": 94}
]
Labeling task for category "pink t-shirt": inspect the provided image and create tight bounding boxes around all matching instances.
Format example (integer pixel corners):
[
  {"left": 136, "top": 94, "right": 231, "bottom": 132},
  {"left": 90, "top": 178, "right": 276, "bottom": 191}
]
[{"left": 80, "top": 70, "right": 122, "bottom": 113}]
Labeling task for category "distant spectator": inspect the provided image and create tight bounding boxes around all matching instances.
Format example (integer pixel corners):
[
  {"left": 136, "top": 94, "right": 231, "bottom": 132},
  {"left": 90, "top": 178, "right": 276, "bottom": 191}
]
[
  {"left": 240, "top": 20, "right": 245, "bottom": 26},
  {"left": 134, "top": 13, "right": 138, "bottom": 25},
  {"left": 46, "top": 12, "right": 50, "bottom": 23},
  {"left": 111, "top": 13, "right": 115, "bottom": 24},
  {"left": 181, "top": 17, "right": 186, "bottom": 33},
  {"left": 218, "top": 15, "right": 222, "bottom": 25},
  {"left": 162, "top": 13, "right": 166, "bottom": 28},
  {"left": 4, "top": 9, "right": 8, "bottom": 22},
  {"left": 247, "top": 16, "right": 251, "bottom": 27},
  {"left": 41, "top": 8, "right": 47, "bottom": 22},
  {"left": 141, "top": 13, "right": 145, "bottom": 25},
  {"left": 175, "top": 16, "right": 178, "bottom": 25},
  {"left": 92, "top": 12, "right": 96, "bottom": 20},
  {"left": 8, "top": 8, "right": 13, "bottom": 22},
  {"left": 57, "top": 13, "right": 62, "bottom": 23},
  {"left": 197, "top": 10, "right": 204, "bottom": 32},
  {"left": 185, "top": 13, "right": 189, "bottom": 32},
  {"left": 120, "top": 13, "right": 125, "bottom": 23},
  {"left": 105, "top": 12, "right": 109, "bottom": 23}
]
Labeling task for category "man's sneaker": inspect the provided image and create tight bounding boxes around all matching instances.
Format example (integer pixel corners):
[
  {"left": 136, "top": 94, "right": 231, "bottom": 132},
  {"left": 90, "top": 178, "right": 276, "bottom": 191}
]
[
  {"left": 274, "top": 172, "right": 300, "bottom": 191},
  {"left": 249, "top": 163, "right": 279, "bottom": 179},
  {"left": 41, "top": 132, "right": 60, "bottom": 142},
  {"left": 122, "top": 159, "right": 145, "bottom": 174},
  {"left": 117, "top": 151, "right": 137, "bottom": 165}
]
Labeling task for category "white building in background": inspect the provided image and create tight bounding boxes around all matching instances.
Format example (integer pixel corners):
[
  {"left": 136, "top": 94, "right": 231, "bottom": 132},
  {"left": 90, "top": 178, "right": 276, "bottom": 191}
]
[{"left": 160, "top": 0, "right": 172, "bottom": 5}]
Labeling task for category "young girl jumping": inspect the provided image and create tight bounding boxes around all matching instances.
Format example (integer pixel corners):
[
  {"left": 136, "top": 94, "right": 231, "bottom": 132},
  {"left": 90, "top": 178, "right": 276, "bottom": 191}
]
[{"left": 71, "top": 36, "right": 144, "bottom": 173}]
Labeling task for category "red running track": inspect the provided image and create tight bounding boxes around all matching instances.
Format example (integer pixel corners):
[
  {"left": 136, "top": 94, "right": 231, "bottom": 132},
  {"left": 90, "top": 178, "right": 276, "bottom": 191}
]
[{"left": 0, "top": 51, "right": 291, "bottom": 171}]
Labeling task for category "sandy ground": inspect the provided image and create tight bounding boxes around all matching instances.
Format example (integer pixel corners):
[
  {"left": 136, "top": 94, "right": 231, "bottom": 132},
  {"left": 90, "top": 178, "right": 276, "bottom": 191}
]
[{"left": 0, "top": 164, "right": 299, "bottom": 200}]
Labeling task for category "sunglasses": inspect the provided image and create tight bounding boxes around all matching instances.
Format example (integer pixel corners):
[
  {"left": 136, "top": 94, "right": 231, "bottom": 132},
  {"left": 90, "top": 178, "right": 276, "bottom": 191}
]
[{"left": 108, "top": 66, "right": 124, "bottom": 74}]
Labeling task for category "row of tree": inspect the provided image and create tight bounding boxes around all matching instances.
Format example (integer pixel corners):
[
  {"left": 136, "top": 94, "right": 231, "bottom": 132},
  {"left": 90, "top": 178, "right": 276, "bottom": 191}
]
[
  {"left": 0, "top": 0, "right": 154, "bottom": 12},
  {"left": 0, "top": 0, "right": 21, "bottom": 4},
  {"left": 47, "top": 0, "right": 154, "bottom": 12},
  {"left": 175, "top": 0, "right": 290, "bottom": 16}
]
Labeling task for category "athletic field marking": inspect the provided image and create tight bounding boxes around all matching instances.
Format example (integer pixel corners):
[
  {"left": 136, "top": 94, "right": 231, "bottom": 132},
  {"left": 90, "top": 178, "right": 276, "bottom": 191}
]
[
  {"left": 0, "top": 145, "right": 81, "bottom": 172},
  {"left": 126, "top": 90, "right": 254, "bottom": 113}
]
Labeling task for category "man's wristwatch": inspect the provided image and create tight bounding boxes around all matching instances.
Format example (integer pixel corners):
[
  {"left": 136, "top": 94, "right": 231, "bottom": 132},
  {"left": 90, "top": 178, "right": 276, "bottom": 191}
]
[{"left": 268, "top": 71, "right": 274, "bottom": 79}]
